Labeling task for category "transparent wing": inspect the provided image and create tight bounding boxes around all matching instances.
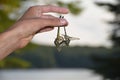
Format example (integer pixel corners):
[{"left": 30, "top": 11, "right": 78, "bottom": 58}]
[
  {"left": 61, "top": 34, "right": 80, "bottom": 41},
  {"left": 69, "top": 37, "right": 80, "bottom": 40}
]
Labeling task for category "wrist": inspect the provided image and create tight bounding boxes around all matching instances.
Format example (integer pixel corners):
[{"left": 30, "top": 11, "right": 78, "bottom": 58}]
[{"left": 0, "top": 30, "right": 20, "bottom": 60}]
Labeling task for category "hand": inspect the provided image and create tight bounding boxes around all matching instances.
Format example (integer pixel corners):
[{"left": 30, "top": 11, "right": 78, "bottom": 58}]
[
  {"left": 8, "top": 5, "right": 69, "bottom": 48},
  {"left": 0, "top": 5, "right": 69, "bottom": 60}
]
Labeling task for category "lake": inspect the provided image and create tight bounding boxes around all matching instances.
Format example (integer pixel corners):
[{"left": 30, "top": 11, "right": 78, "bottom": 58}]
[{"left": 0, "top": 69, "right": 103, "bottom": 80}]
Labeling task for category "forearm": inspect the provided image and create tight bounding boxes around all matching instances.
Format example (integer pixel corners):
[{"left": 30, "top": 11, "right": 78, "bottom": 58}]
[{"left": 0, "top": 30, "right": 20, "bottom": 60}]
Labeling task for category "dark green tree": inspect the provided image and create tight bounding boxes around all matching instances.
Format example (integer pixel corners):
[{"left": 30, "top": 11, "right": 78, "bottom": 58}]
[
  {"left": 93, "top": 1, "right": 120, "bottom": 80},
  {"left": 95, "top": 0, "right": 120, "bottom": 47}
]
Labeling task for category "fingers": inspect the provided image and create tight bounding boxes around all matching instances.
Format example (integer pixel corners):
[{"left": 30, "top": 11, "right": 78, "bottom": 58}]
[
  {"left": 20, "top": 5, "right": 69, "bottom": 19},
  {"left": 39, "top": 5, "right": 69, "bottom": 13},
  {"left": 27, "top": 17, "right": 68, "bottom": 33},
  {"left": 39, "top": 18, "right": 68, "bottom": 27}
]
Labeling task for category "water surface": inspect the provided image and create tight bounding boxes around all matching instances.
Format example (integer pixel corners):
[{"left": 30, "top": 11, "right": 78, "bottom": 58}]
[{"left": 0, "top": 69, "right": 103, "bottom": 80}]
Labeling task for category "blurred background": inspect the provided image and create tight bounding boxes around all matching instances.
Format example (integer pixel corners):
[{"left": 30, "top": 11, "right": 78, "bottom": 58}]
[{"left": 0, "top": 0, "right": 120, "bottom": 80}]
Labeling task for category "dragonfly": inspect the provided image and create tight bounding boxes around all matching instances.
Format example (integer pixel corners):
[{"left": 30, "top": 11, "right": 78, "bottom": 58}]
[
  {"left": 54, "top": 15, "right": 80, "bottom": 51},
  {"left": 54, "top": 16, "right": 64, "bottom": 51}
]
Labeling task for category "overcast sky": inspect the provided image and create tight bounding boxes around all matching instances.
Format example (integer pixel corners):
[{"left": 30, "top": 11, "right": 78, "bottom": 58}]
[{"left": 28, "top": 0, "right": 114, "bottom": 48}]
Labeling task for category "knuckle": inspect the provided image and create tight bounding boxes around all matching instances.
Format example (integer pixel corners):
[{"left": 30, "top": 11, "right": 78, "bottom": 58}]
[
  {"left": 28, "top": 6, "right": 38, "bottom": 11},
  {"left": 29, "top": 6, "right": 35, "bottom": 10}
]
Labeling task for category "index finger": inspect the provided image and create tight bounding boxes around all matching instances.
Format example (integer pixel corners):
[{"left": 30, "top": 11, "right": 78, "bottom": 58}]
[
  {"left": 34, "top": 5, "right": 69, "bottom": 14},
  {"left": 20, "top": 5, "right": 69, "bottom": 20}
]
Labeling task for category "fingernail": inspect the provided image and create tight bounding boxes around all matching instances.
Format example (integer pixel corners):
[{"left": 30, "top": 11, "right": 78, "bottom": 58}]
[{"left": 60, "top": 19, "right": 67, "bottom": 25}]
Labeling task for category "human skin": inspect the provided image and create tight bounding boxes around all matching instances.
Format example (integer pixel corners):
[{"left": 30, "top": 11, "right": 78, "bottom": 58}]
[{"left": 0, "top": 5, "right": 69, "bottom": 60}]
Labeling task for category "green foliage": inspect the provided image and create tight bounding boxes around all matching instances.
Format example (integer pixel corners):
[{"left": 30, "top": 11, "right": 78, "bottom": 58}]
[
  {"left": 57, "top": 1, "right": 82, "bottom": 15},
  {"left": 0, "top": 57, "right": 31, "bottom": 69},
  {"left": 4, "top": 45, "right": 111, "bottom": 69},
  {"left": 0, "top": 0, "right": 21, "bottom": 12},
  {"left": 92, "top": 48, "right": 120, "bottom": 80},
  {"left": 0, "top": 0, "right": 20, "bottom": 32}
]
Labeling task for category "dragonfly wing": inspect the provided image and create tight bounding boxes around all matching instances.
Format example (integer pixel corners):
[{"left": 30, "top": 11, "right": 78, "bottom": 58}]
[
  {"left": 69, "top": 37, "right": 80, "bottom": 40},
  {"left": 61, "top": 34, "right": 80, "bottom": 40}
]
